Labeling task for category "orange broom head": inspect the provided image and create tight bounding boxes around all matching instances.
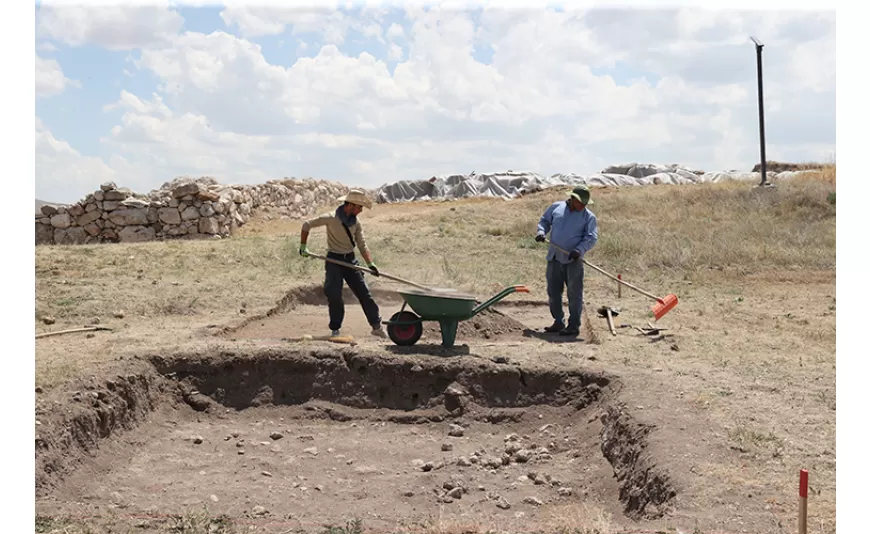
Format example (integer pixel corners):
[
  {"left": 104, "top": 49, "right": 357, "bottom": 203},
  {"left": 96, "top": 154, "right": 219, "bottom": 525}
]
[{"left": 651, "top": 294, "right": 679, "bottom": 321}]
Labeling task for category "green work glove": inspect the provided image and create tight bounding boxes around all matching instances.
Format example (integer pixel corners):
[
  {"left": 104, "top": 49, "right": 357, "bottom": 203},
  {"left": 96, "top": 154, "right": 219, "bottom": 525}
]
[
  {"left": 299, "top": 243, "right": 310, "bottom": 257},
  {"left": 367, "top": 263, "right": 380, "bottom": 276}
]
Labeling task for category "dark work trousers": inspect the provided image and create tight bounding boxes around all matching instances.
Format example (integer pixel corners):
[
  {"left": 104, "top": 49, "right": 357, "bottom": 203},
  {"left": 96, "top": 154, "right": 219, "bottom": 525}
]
[
  {"left": 546, "top": 258, "right": 585, "bottom": 330},
  {"left": 323, "top": 251, "right": 382, "bottom": 331}
]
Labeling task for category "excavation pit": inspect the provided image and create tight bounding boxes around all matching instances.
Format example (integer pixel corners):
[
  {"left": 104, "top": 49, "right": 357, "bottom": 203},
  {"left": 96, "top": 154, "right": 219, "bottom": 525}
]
[{"left": 36, "top": 347, "right": 677, "bottom": 533}]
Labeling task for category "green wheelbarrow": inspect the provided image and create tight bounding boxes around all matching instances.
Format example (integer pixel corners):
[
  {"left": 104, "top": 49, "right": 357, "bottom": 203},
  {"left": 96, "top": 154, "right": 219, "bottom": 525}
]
[{"left": 383, "top": 285, "right": 530, "bottom": 347}]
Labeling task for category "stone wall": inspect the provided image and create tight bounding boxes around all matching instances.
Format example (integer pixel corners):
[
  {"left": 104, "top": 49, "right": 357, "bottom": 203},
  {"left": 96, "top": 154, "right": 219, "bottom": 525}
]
[{"left": 35, "top": 176, "right": 369, "bottom": 245}]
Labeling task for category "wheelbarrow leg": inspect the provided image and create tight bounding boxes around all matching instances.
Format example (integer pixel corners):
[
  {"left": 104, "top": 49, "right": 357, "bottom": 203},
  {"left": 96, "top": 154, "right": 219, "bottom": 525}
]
[{"left": 439, "top": 319, "right": 459, "bottom": 348}]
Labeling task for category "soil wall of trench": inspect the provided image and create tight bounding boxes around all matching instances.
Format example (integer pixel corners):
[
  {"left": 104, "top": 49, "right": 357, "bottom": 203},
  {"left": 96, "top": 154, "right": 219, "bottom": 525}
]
[{"left": 35, "top": 346, "right": 677, "bottom": 520}]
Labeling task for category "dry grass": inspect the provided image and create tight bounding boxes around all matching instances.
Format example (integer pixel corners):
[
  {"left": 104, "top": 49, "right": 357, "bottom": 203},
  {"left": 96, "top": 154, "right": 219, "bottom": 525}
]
[{"left": 36, "top": 171, "right": 836, "bottom": 339}]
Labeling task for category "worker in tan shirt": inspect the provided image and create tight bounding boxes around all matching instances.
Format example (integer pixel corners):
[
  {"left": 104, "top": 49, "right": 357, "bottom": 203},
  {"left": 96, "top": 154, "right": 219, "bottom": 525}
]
[{"left": 299, "top": 190, "right": 387, "bottom": 338}]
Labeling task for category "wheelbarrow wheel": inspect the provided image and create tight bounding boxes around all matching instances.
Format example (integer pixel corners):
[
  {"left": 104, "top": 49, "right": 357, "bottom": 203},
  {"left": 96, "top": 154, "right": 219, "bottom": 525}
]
[{"left": 387, "top": 311, "right": 423, "bottom": 346}]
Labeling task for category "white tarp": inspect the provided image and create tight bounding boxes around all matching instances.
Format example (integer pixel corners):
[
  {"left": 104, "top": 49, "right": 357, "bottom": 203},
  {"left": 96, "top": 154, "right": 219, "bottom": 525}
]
[{"left": 374, "top": 164, "right": 816, "bottom": 203}]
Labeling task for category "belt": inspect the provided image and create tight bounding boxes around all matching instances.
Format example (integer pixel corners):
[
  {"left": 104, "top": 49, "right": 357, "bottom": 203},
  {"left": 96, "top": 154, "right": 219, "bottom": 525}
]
[{"left": 327, "top": 251, "right": 355, "bottom": 260}]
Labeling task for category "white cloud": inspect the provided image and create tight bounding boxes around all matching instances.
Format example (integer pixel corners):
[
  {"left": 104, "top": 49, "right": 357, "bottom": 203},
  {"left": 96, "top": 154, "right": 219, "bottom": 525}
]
[
  {"left": 220, "top": 4, "right": 387, "bottom": 44},
  {"left": 36, "top": 3, "right": 183, "bottom": 50},
  {"left": 36, "top": 118, "right": 117, "bottom": 203},
  {"left": 35, "top": 55, "right": 78, "bottom": 98},
  {"left": 387, "top": 42, "right": 403, "bottom": 61},
  {"left": 34, "top": 7, "right": 836, "bottom": 202}
]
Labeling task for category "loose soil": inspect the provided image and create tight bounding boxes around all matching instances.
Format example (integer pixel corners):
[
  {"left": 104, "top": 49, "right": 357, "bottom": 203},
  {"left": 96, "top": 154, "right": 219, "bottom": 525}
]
[
  {"left": 226, "top": 284, "right": 544, "bottom": 345},
  {"left": 35, "top": 346, "right": 684, "bottom": 534}
]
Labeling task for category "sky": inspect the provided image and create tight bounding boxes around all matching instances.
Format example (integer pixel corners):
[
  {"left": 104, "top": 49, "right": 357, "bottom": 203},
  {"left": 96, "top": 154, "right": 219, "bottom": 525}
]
[{"left": 34, "top": 2, "right": 836, "bottom": 204}]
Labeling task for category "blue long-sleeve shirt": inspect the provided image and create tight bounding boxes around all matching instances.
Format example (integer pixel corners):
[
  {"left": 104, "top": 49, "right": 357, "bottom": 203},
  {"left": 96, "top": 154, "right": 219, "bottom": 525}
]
[{"left": 537, "top": 200, "right": 598, "bottom": 264}]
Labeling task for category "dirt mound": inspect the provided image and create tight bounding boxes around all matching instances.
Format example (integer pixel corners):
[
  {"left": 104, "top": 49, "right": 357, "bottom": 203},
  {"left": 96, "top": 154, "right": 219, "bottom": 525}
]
[
  {"left": 437, "top": 307, "right": 527, "bottom": 340},
  {"left": 272, "top": 284, "right": 403, "bottom": 313}
]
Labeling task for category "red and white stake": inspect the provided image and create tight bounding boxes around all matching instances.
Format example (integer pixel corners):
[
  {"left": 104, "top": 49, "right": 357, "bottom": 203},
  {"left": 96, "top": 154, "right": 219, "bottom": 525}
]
[{"left": 798, "top": 469, "right": 808, "bottom": 534}]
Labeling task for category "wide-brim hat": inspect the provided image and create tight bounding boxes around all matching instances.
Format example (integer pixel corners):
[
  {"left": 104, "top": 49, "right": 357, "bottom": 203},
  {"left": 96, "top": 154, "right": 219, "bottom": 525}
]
[
  {"left": 338, "top": 189, "right": 373, "bottom": 209},
  {"left": 568, "top": 185, "right": 594, "bottom": 205}
]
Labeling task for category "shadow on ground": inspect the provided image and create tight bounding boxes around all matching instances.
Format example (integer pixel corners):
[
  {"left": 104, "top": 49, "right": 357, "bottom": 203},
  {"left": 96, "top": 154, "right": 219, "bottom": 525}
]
[{"left": 522, "top": 328, "right": 586, "bottom": 344}]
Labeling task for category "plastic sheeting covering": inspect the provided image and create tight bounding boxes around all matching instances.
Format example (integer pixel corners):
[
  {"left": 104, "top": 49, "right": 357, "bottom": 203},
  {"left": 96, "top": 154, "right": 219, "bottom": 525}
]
[{"left": 374, "top": 164, "right": 816, "bottom": 204}]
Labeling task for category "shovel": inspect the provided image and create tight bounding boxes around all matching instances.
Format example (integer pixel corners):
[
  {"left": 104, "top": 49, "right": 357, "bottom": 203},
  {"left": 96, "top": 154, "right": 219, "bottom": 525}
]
[
  {"left": 544, "top": 240, "right": 679, "bottom": 321},
  {"left": 306, "top": 252, "right": 454, "bottom": 294}
]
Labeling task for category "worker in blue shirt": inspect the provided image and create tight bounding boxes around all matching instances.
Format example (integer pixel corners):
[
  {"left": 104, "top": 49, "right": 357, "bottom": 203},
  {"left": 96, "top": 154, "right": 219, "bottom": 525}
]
[{"left": 535, "top": 186, "right": 599, "bottom": 336}]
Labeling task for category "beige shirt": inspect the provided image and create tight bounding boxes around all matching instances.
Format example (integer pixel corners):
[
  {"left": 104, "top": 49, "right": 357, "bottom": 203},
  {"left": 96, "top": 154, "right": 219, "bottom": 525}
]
[{"left": 302, "top": 211, "right": 369, "bottom": 256}]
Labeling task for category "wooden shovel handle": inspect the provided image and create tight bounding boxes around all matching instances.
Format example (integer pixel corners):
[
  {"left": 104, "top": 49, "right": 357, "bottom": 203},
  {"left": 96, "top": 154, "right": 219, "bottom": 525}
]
[
  {"left": 307, "top": 253, "right": 434, "bottom": 292},
  {"left": 544, "top": 240, "right": 664, "bottom": 303}
]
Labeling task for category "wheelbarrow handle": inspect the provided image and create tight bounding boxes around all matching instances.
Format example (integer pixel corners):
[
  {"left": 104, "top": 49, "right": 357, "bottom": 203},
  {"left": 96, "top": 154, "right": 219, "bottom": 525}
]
[
  {"left": 307, "top": 252, "right": 435, "bottom": 292},
  {"left": 544, "top": 240, "right": 664, "bottom": 303}
]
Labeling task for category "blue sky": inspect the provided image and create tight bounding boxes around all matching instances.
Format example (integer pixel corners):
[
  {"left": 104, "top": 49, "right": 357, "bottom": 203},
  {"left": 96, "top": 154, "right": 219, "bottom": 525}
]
[{"left": 34, "top": 4, "right": 836, "bottom": 204}]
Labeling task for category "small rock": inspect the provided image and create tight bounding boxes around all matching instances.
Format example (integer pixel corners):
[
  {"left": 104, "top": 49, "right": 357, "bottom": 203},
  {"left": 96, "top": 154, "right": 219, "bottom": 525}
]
[
  {"left": 441, "top": 443, "right": 453, "bottom": 452},
  {"left": 113, "top": 311, "right": 125, "bottom": 319},
  {"left": 523, "top": 496, "right": 544, "bottom": 506},
  {"left": 411, "top": 459, "right": 426, "bottom": 468},
  {"left": 411, "top": 364, "right": 423, "bottom": 372},
  {"left": 303, "top": 446, "right": 318, "bottom": 456},
  {"left": 315, "top": 485, "right": 324, "bottom": 492},
  {"left": 671, "top": 344, "right": 680, "bottom": 352},
  {"left": 236, "top": 440, "right": 245, "bottom": 447},
  {"left": 42, "top": 316, "right": 56, "bottom": 325},
  {"left": 270, "top": 431, "right": 283, "bottom": 440},
  {"left": 495, "top": 497, "right": 511, "bottom": 510},
  {"left": 558, "top": 487, "right": 573, "bottom": 497},
  {"left": 270, "top": 445, "right": 283, "bottom": 453},
  {"left": 504, "top": 434, "right": 520, "bottom": 442},
  {"left": 35, "top": 387, "right": 43, "bottom": 394},
  {"left": 483, "top": 456, "right": 502, "bottom": 469},
  {"left": 514, "top": 449, "right": 532, "bottom": 463},
  {"left": 447, "top": 487, "right": 464, "bottom": 499},
  {"left": 261, "top": 471, "right": 273, "bottom": 477},
  {"left": 422, "top": 462, "right": 435, "bottom": 472},
  {"left": 504, "top": 442, "right": 521, "bottom": 455},
  {"left": 403, "top": 490, "right": 415, "bottom": 497},
  {"left": 210, "top": 495, "right": 219, "bottom": 502},
  {"left": 448, "top": 424, "right": 464, "bottom": 437},
  {"left": 231, "top": 432, "right": 240, "bottom": 438},
  {"left": 192, "top": 436, "right": 203, "bottom": 445},
  {"left": 238, "top": 450, "right": 245, "bottom": 455},
  {"left": 456, "top": 457, "right": 471, "bottom": 467},
  {"left": 252, "top": 505, "right": 268, "bottom": 516}
]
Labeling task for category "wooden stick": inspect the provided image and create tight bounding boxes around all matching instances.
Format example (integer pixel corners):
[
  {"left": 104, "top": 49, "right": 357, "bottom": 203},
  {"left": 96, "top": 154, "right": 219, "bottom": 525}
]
[
  {"left": 798, "top": 469, "right": 808, "bottom": 534},
  {"left": 308, "top": 253, "right": 435, "bottom": 292},
  {"left": 617, "top": 274, "right": 622, "bottom": 299},
  {"left": 606, "top": 308, "right": 616, "bottom": 336},
  {"left": 36, "top": 326, "right": 112, "bottom": 339},
  {"left": 545, "top": 240, "right": 664, "bottom": 302},
  {"left": 282, "top": 335, "right": 357, "bottom": 344}
]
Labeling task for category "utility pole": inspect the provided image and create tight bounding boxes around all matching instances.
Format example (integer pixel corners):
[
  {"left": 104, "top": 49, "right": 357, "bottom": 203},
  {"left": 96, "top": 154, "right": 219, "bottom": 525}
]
[{"left": 751, "top": 36, "right": 768, "bottom": 186}]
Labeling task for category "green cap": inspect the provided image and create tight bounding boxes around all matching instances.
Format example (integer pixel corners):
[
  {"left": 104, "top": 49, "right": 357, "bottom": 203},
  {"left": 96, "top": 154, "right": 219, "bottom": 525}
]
[{"left": 569, "top": 185, "right": 594, "bottom": 205}]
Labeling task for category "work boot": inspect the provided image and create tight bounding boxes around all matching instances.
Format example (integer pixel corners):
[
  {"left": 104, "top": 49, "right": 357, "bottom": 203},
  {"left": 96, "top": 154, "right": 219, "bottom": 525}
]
[
  {"left": 371, "top": 325, "right": 387, "bottom": 338},
  {"left": 558, "top": 326, "right": 580, "bottom": 337},
  {"left": 331, "top": 329, "right": 341, "bottom": 337},
  {"left": 543, "top": 321, "right": 565, "bottom": 333}
]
